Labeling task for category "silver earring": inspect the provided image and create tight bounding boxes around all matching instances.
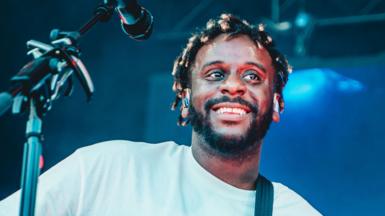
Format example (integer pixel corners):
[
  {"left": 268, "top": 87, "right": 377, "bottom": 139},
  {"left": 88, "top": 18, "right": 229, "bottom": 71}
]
[{"left": 274, "top": 98, "right": 280, "bottom": 113}]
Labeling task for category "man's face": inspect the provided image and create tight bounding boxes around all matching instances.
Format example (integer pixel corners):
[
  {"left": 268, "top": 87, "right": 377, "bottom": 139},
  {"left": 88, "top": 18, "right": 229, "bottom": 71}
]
[{"left": 189, "top": 34, "right": 277, "bottom": 156}]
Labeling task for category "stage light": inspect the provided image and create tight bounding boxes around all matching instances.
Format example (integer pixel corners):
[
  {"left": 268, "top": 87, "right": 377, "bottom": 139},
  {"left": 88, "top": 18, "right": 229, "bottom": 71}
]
[
  {"left": 274, "top": 21, "right": 292, "bottom": 31},
  {"left": 337, "top": 78, "right": 364, "bottom": 92},
  {"left": 295, "top": 11, "right": 311, "bottom": 28},
  {"left": 284, "top": 68, "right": 326, "bottom": 103},
  {"left": 284, "top": 68, "right": 364, "bottom": 105}
]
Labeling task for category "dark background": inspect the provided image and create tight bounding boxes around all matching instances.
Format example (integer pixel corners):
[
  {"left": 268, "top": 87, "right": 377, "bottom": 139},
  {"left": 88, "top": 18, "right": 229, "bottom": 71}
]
[{"left": 1, "top": 0, "right": 385, "bottom": 215}]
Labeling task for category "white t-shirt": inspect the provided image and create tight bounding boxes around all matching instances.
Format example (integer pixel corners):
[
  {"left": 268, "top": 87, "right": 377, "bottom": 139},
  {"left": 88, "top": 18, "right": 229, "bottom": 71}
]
[{"left": 0, "top": 140, "right": 321, "bottom": 216}]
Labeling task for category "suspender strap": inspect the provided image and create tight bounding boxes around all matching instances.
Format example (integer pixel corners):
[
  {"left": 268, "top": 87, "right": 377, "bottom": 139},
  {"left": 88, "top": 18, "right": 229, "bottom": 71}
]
[{"left": 254, "top": 175, "right": 274, "bottom": 216}]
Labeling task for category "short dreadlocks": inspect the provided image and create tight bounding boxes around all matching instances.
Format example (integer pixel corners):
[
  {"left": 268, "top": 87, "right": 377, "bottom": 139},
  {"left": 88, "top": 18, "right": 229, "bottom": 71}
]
[{"left": 171, "top": 13, "right": 292, "bottom": 125}]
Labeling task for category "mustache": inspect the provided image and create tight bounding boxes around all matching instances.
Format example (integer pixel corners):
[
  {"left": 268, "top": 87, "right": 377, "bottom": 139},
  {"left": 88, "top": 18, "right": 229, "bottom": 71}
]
[{"left": 204, "top": 96, "right": 259, "bottom": 114}]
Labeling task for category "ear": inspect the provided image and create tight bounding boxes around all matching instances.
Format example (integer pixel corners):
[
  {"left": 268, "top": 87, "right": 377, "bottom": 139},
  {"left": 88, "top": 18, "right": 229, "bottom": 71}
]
[{"left": 272, "top": 93, "right": 282, "bottom": 123}]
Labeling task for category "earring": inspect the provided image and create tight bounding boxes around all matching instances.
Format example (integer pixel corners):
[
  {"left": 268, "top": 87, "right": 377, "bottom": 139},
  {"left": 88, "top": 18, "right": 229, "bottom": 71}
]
[
  {"left": 181, "top": 97, "right": 189, "bottom": 118},
  {"left": 272, "top": 93, "right": 281, "bottom": 122},
  {"left": 179, "top": 88, "right": 191, "bottom": 126},
  {"left": 274, "top": 97, "right": 280, "bottom": 113}
]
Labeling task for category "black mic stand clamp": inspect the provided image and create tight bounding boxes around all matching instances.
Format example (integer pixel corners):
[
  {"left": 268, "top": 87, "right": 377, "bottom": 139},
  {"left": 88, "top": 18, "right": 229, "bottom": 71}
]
[
  {"left": 10, "top": 1, "right": 116, "bottom": 117},
  {"left": 12, "top": 37, "right": 92, "bottom": 115}
]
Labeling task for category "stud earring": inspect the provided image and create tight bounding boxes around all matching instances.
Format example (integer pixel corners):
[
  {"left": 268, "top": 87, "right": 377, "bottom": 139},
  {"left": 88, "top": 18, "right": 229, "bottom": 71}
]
[
  {"left": 179, "top": 88, "right": 191, "bottom": 126},
  {"left": 274, "top": 97, "right": 280, "bottom": 113},
  {"left": 181, "top": 97, "right": 189, "bottom": 118},
  {"left": 272, "top": 93, "right": 281, "bottom": 122}
]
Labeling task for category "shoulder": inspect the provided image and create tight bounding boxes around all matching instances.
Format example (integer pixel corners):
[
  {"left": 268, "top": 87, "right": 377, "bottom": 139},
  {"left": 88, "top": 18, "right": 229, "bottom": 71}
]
[
  {"left": 272, "top": 182, "right": 322, "bottom": 216},
  {"left": 75, "top": 140, "right": 184, "bottom": 162},
  {"left": 72, "top": 140, "right": 188, "bottom": 183}
]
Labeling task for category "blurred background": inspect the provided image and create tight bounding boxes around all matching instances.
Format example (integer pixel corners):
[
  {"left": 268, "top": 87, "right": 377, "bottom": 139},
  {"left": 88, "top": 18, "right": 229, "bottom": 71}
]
[{"left": 0, "top": 0, "right": 384, "bottom": 215}]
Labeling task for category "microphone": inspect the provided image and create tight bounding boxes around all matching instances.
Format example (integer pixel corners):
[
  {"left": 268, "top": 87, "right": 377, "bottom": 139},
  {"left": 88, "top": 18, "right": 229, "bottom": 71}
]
[{"left": 111, "top": 0, "right": 153, "bottom": 40}]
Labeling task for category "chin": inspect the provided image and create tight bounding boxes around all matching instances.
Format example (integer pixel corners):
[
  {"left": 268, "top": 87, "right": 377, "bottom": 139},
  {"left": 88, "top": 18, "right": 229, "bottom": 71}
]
[
  {"left": 189, "top": 103, "right": 271, "bottom": 156},
  {"left": 209, "top": 113, "right": 253, "bottom": 136},
  {"left": 211, "top": 125, "right": 249, "bottom": 138}
]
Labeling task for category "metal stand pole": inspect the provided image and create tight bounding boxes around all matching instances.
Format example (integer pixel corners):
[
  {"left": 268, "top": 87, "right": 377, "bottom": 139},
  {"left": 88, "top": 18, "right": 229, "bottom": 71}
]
[{"left": 19, "top": 99, "right": 43, "bottom": 216}]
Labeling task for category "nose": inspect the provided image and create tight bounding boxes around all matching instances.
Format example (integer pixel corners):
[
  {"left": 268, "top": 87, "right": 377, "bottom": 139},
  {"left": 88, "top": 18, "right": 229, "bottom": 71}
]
[{"left": 219, "top": 74, "right": 246, "bottom": 97}]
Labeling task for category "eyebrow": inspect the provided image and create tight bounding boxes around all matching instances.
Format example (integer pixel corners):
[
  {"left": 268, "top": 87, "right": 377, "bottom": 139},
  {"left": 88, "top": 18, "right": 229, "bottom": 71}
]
[
  {"left": 244, "top": 62, "right": 267, "bottom": 74},
  {"left": 201, "top": 61, "right": 224, "bottom": 69},
  {"left": 201, "top": 61, "right": 267, "bottom": 74}
]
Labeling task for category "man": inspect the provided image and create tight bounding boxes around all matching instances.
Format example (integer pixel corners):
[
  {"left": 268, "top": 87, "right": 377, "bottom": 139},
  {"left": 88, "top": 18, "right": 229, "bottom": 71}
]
[{"left": 0, "top": 14, "right": 321, "bottom": 215}]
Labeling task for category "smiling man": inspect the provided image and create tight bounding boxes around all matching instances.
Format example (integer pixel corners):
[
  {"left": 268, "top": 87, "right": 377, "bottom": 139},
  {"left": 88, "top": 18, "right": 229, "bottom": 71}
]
[
  {"left": 0, "top": 14, "right": 321, "bottom": 216},
  {"left": 168, "top": 14, "right": 320, "bottom": 215}
]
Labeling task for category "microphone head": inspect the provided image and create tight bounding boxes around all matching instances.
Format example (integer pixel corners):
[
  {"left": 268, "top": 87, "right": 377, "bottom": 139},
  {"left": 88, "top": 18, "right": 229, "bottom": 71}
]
[{"left": 121, "top": 7, "right": 153, "bottom": 41}]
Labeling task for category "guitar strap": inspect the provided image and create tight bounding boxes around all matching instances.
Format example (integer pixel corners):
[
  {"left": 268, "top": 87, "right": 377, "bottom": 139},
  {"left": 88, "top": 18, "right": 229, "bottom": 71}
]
[{"left": 254, "top": 175, "right": 274, "bottom": 216}]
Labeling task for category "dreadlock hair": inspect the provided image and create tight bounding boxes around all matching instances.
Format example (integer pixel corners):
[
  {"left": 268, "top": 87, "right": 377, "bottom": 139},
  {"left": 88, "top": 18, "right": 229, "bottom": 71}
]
[{"left": 171, "top": 13, "right": 292, "bottom": 126}]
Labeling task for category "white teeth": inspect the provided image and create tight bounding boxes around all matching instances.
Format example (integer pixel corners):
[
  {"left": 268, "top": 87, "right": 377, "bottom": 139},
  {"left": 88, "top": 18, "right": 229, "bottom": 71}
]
[{"left": 216, "top": 107, "right": 246, "bottom": 115}]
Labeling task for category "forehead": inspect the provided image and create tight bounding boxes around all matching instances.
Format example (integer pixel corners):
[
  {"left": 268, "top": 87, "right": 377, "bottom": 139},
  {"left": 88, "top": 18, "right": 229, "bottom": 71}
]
[{"left": 193, "top": 34, "right": 273, "bottom": 70}]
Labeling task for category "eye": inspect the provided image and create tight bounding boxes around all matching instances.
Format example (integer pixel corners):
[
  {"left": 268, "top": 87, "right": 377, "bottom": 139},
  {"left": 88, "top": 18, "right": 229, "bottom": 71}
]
[
  {"left": 205, "top": 69, "right": 225, "bottom": 81},
  {"left": 243, "top": 70, "right": 262, "bottom": 82}
]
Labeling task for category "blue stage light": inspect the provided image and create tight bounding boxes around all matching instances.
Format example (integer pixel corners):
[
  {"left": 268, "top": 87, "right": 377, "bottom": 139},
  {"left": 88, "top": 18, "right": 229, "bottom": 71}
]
[
  {"left": 337, "top": 78, "right": 364, "bottom": 92},
  {"left": 284, "top": 68, "right": 327, "bottom": 103},
  {"left": 295, "top": 11, "right": 311, "bottom": 28},
  {"left": 284, "top": 68, "right": 364, "bottom": 105}
]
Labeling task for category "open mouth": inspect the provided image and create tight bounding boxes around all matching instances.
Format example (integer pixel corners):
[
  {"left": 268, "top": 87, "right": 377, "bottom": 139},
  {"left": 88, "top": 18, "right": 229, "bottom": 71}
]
[{"left": 211, "top": 102, "right": 251, "bottom": 116}]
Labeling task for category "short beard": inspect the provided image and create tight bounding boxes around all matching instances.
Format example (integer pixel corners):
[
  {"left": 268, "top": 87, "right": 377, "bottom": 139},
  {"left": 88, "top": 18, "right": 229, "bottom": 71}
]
[{"left": 189, "top": 96, "right": 273, "bottom": 159}]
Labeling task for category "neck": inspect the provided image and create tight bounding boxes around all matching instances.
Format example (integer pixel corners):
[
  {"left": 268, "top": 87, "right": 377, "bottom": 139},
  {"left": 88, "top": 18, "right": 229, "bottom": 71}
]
[{"left": 191, "top": 132, "right": 262, "bottom": 190}]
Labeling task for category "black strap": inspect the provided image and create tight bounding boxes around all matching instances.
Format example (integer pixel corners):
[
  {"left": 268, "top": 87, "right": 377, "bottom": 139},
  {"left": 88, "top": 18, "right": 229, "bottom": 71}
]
[{"left": 254, "top": 175, "right": 274, "bottom": 216}]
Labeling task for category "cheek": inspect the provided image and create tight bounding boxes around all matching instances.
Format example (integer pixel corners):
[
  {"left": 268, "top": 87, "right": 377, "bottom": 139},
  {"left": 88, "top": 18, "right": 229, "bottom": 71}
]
[
  {"left": 259, "top": 99, "right": 272, "bottom": 114},
  {"left": 249, "top": 86, "right": 274, "bottom": 113},
  {"left": 191, "top": 81, "right": 218, "bottom": 110},
  {"left": 191, "top": 94, "right": 204, "bottom": 110},
  {"left": 261, "top": 93, "right": 274, "bottom": 113}
]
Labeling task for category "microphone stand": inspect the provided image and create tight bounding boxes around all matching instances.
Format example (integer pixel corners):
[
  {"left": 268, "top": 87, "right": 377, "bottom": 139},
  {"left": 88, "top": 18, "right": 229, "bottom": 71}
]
[
  {"left": 19, "top": 98, "right": 42, "bottom": 216},
  {"left": 0, "top": 2, "right": 117, "bottom": 216}
]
